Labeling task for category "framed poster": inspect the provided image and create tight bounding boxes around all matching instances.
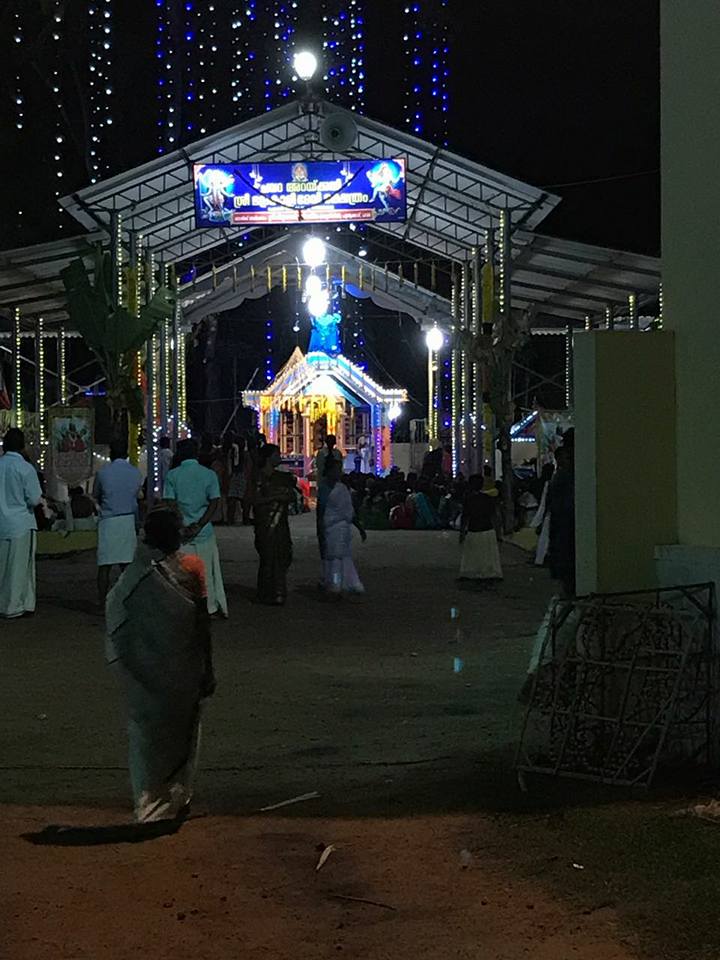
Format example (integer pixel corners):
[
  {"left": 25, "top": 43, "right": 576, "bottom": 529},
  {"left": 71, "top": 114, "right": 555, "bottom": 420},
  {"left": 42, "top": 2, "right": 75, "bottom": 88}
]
[
  {"left": 49, "top": 407, "right": 94, "bottom": 487},
  {"left": 194, "top": 158, "right": 407, "bottom": 227}
]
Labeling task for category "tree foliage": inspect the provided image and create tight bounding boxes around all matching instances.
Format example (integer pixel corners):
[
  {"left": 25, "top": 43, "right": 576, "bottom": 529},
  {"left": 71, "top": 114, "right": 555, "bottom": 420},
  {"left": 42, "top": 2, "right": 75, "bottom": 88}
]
[{"left": 61, "top": 245, "right": 175, "bottom": 426}]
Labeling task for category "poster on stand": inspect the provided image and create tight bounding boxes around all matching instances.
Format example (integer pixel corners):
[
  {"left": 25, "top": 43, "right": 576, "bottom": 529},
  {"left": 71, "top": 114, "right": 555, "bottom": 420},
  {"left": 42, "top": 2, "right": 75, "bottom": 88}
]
[{"left": 49, "top": 407, "right": 94, "bottom": 487}]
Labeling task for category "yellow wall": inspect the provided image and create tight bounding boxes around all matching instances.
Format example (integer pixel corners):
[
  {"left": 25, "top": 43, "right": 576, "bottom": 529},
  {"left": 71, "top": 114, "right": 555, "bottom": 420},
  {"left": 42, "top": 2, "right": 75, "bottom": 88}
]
[
  {"left": 662, "top": 0, "right": 720, "bottom": 546},
  {"left": 575, "top": 332, "right": 677, "bottom": 595}
]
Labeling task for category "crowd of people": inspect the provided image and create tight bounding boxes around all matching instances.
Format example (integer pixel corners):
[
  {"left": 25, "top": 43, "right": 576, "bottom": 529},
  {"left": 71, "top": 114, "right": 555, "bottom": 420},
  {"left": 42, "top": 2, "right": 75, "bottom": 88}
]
[{"left": 0, "top": 421, "right": 575, "bottom": 824}]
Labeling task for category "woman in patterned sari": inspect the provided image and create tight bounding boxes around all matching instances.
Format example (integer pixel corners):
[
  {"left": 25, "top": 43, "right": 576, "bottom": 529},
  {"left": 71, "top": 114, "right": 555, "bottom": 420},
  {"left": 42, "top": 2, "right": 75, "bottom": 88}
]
[{"left": 106, "top": 506, "right": 215, "bottom": 823}]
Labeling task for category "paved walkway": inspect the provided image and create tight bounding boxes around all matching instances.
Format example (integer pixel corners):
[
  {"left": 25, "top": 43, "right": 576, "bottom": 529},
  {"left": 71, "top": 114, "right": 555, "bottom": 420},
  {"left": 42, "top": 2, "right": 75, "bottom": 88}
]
[
  {"left": 1, "top": 518, "right": 641, "bottom": 960},
  {"left": 1, "top": 515, "right": 552, "bottom": 814}
]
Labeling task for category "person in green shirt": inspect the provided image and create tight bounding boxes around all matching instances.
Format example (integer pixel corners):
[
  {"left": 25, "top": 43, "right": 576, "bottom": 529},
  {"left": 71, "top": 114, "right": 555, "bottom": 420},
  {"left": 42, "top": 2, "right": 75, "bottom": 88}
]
[{"left": 164, "top": 438, "right": 228, "bottom": 618}]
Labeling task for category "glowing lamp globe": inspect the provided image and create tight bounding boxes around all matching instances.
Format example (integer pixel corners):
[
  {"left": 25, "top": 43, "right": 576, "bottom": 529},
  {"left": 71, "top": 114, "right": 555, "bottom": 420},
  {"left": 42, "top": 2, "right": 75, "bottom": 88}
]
[
  {"left": 304, "top": 273, "right": 323, "bottom": 297},
  {"left": 293, "top": 51, "right": 318, "bottom": 82},
  {"left": 425, "top": 326, "right": 444, "bottom": 352},
  {"left": 388, "top": 403, "right": 402, "bottom": 421},
  {"left": 307, "top": 292, "right": 330, "bottom": 318},
  {"left": 302, "top": 237, "right": 326, "bottom": 268}
]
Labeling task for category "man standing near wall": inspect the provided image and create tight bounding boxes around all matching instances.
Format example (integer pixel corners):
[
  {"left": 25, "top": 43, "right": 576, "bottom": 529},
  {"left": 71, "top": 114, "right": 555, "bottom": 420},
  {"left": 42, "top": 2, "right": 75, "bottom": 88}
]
[{"left": 0, "top": 428, "right": 43, "bottom": 619}]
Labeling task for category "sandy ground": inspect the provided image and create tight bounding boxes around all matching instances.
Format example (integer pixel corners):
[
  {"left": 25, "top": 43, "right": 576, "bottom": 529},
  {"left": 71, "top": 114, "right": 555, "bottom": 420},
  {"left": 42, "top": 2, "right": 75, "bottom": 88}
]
[{"left": 0, "top": 516, "right": 640, "bottom": 960}]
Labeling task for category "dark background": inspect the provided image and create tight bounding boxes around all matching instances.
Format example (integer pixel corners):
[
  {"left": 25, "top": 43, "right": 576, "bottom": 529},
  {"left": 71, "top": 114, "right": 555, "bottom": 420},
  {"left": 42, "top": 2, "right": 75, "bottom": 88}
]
[{"left": 0, "top": 1, "right": 660, "bottom": 427}]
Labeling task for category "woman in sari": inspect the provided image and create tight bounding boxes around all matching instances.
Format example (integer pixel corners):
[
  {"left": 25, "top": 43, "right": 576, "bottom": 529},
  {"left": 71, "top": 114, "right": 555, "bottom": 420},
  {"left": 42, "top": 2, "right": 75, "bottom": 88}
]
[
  {"left": 253, "top": 444, "right": 296, "bottom": 605},
  {"left": 319, "top": 461, "right": 366, "bottom": 595},
  {"left": 106, "top": 506, "right": 215, "bottom": 823},
  {"left": 409, "top": 480, "right": 442, "bottom": 530}
]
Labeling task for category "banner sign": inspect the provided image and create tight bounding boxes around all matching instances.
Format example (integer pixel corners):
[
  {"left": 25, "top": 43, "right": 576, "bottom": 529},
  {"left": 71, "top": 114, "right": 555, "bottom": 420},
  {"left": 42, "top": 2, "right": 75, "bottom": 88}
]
[
  {"left": 194, "top": 158, "right": 407, "bottom": 227},
  {"left": 49, "top": 407, "right": 94, "bottom": 487}
]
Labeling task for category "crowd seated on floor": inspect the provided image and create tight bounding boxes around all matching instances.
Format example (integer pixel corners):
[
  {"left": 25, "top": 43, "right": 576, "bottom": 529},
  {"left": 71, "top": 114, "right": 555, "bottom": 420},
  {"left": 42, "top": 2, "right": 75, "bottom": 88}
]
[
  {"left": 341, "top": 454, "right": 548, "bottom": 534},
  {"left": 347, "top": 470, "right": 465, "bottom": 531}
]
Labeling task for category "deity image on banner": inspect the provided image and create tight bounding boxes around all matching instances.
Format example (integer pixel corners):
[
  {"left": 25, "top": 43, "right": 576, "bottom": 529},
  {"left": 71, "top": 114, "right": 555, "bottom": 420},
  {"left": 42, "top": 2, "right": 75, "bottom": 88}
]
[{"left": 309, "top": 310, "right": 341, "bottom": 355}]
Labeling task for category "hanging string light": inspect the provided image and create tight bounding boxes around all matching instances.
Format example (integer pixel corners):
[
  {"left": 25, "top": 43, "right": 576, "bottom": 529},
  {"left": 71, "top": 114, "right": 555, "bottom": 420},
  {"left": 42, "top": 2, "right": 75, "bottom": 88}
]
[
  {"left": 403, "top": 2, "right": 423, "bottom": 135},
  {"left": 322, "top": 0, "right": 365, "bottom": 111},
  {"left": 403, "top": 1, "right": 451, "bottom": 143},
  {"left": 88, "top": 0, "right": 113, "bottom": 181},
  {"left": 436, "top": 0, "right": 450, "bottom": 145},
  {"left": 156, "top": 0, "right": 177, "bottom": 154},
  {"left": 50, "top": 2, "right": 66, "bottom": 228},
  {"left": 264, "top": 2, "right": 298, "bottom": 111},
  {"left": 231, "top": 1, "right": 258, "bottom": 116},
  {"left": 13, "top": 9, "right": 25, "bottom": 238},
  {"left": 265, "top": 305, "right": 275, "bottom": 383},
  {"left": 184, "top": 0, "right": 197, "bottom": 140}
]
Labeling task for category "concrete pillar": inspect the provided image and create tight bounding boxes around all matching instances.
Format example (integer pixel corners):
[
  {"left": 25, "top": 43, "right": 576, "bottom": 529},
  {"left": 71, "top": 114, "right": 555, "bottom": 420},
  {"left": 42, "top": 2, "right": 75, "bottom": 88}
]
[
  {"left": 575, "top": 332, "right": 677, "bottom": 595},
  {"left": 662, "top": 1, "right": 720, "bottom": 547}
]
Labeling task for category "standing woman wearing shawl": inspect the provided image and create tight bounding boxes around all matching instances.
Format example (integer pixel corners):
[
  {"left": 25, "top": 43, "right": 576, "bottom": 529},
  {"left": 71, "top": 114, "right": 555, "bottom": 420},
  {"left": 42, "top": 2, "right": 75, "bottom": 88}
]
[
  {"left": 106, "top": 507, "right": 216, "bottom": 823},
  {"left": 320, "top": 460, "right": 366, "bottom": 595},
  {"left": 252, "top": 444, "right": 297, "bottom": 605},
  {"left": 530, "top": 462, "right": 555, "bottom": 566},
  {"left": 458, "top": 469, "right": 503, "bottom": 583}
]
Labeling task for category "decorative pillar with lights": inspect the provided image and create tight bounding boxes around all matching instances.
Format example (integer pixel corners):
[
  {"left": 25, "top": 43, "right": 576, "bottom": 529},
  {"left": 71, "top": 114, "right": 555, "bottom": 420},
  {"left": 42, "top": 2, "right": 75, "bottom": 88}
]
[
  {"left": 35, "top": 318, "right": 46, "bottom": 467},
  {"left": 470, "top": 247, "right": 482, "bottom": 471},
  {"left": 12, "top": 308, "right": 23, "bottom": 429},
  {"left": 178, "top": 331, "right": 188, "bottom": 429},
  {"left": 145, "top": 248, "right": 158, "bottom": 501},
  {"left": 460, "top": 261, "right": 472, "bottom": 474},
  {"left": 58, "top": 325, "right": 67, "bottom": 406},
  {"left": 565, "top": 324, "right": 574, "bottom": 409},
  {"left": 450, "top": 266, "right": 460, "bottom": 476},
  {"left": 426, "top": 325, "right": 443, "bottom": 446},
  {"left": 628, "top": 292, "right": 638, "bottom": 330},
  {"left": 171, "top": 272, "right": 181, "bottom": 448}
]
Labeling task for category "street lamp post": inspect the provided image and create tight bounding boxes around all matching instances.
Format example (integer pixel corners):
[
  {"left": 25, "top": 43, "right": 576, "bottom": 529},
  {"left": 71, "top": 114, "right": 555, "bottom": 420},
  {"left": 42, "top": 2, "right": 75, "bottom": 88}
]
[{"left": 425, "top": 326, "right": 444, "bottom": 446}]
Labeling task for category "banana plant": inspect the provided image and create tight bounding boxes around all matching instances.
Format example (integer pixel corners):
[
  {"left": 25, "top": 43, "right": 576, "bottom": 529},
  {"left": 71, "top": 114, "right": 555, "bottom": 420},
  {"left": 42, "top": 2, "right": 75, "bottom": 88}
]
[{"left": 61, "top": 244, "right": 175, "bottom": 440}]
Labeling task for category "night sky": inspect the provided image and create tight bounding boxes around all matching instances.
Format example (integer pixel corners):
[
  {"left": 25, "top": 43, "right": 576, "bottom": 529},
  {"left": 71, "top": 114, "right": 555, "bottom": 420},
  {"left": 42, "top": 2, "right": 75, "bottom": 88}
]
[
  {"left": 1, "top": 0, "right": 660, "bottom": 253},
  {"left": 1, "top": 1, "right": 660, "bottom": 426}
]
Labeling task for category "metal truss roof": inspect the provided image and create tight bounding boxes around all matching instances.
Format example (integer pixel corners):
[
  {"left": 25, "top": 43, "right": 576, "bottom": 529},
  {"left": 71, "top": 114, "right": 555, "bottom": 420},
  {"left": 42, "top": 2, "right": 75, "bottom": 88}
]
[
  {"left": 60, "top": 99, "right": 560, "bottom": 265},
  {"left": 0, "top": 227, "right": 660, "bottom": 333},
  {"left": 179, "top": 232, "right": 659, "bottom": 330},
  {"left": 511, "top": 231, "right": 660, "bottom": 321},
  {"left": 3, "top": 100, "right": 660, "bottom": 331},
  {"left": 0, "top": 234, "right": 103, "bottom": 329},
  {"left": 179, "top": 236, "right": 451, "bottom": 330}
]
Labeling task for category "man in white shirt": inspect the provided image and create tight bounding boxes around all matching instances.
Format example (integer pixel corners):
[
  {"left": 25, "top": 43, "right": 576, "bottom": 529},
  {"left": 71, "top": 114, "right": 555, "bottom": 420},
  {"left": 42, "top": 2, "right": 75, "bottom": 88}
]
[{"left": 0, "top": 428, "right": 43, "bottom": 619}]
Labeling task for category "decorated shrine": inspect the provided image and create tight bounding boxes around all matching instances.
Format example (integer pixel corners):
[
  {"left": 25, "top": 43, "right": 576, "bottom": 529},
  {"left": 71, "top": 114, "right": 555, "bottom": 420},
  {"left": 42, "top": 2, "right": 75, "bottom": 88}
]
[{"left": 243, "top": 347, "right": 406, "bottom": 476}]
